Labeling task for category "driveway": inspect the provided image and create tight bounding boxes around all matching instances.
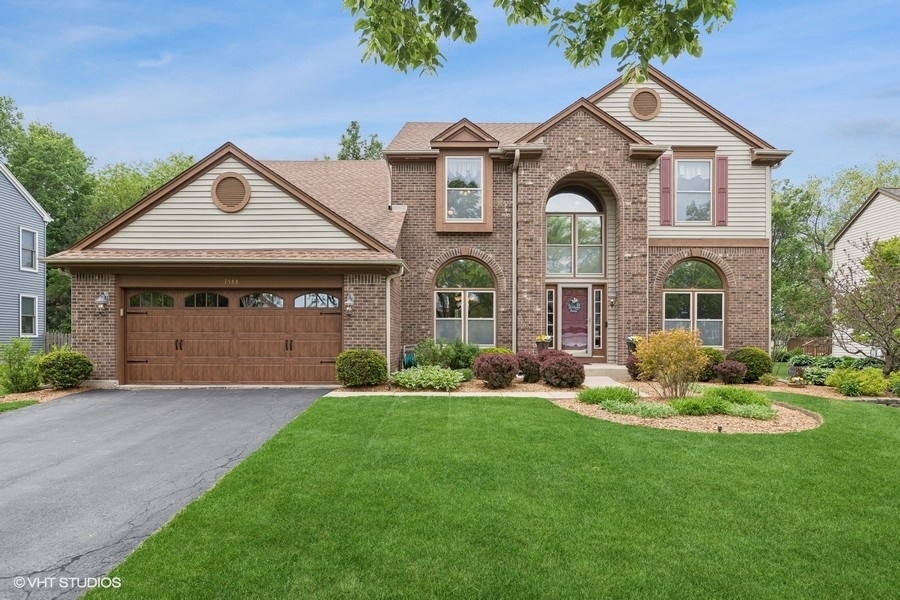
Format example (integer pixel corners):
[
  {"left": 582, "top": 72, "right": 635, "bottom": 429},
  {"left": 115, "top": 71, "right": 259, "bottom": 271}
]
[{"left": 0, "top": 387, "right": 325, "bottom": 600}]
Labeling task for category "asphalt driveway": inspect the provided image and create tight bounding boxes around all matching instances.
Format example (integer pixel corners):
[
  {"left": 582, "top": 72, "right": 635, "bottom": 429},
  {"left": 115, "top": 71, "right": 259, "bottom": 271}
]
[{"left": 0, "top": 387, "right": 325, "bottom": 600}]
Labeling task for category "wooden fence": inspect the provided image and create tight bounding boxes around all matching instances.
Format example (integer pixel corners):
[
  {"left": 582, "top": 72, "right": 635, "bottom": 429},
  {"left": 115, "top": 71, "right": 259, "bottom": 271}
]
[{"left": 44, "top": 331, "right": 72, "bottom": 351}]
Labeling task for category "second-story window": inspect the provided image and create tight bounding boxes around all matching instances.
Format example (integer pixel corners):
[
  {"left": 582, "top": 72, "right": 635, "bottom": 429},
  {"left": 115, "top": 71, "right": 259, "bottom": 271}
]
[
  {"left": 446, "top": 157, "right": 483, "bottom": 221},
  {"left": 21, "top": 228, "right": 37, "bottom": 271},
  {"left": 546, "top": 188, "right": 604, "bottom": 276},
  {"left": 675, "top": 159, "right": 712, "bottom": 223}
]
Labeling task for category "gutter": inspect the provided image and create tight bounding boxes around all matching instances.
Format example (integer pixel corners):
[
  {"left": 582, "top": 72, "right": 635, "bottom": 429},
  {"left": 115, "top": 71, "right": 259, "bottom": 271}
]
[
  {"left": 385, "top": 264, "right": 407, "bottom": 379},
  {"left": 511, "top": 148, "right": 521, "bottom": 351}
]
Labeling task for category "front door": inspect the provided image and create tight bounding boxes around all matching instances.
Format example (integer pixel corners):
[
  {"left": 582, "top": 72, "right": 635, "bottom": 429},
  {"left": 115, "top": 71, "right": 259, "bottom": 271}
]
[{"left": 548, "top": 285, "right": 607, "bottom": 361}]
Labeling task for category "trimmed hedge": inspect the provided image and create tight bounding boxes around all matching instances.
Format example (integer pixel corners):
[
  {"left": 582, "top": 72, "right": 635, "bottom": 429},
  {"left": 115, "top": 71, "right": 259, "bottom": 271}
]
[
  {"left": 540, "top": 354, "right": 585, "bottom": 388},
  {"left": 726, "top": 347, "right": 773, "bottom": 383},
  {"left": 473, "top": 353, "right": 519, "bottom": 389},
  {"left": 335, "top": 349, "right": 388, "bottom": 387},
  {"left": 699, "top": 347, "right": 725, "bottom": 382},
  {"left": 714, "top": 360, "right": 746, "bottom": 384},
  {"left": 38, "top": 349, "right": 94, "bottom": 389},
  {"left": 516, "top": 351, "right": 541, "bottom": 383}
]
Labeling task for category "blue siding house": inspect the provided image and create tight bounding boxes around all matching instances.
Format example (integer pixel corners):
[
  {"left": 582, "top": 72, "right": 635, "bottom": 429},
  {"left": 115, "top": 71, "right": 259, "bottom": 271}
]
[{"left": 0, "top": 163, "right": 52, "bottom": 352}]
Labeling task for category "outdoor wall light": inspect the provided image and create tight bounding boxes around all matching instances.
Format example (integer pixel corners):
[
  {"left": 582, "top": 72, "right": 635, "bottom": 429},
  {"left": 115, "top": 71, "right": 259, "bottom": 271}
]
[
  {"left": 608, "top": 288, "right": 618, "bottom": 307},
  {"left": 94, "top": 291, "right": 109, "bottom": 314},
  {"left": 345, "top": 292, "right": 355, "bottom": 315}
]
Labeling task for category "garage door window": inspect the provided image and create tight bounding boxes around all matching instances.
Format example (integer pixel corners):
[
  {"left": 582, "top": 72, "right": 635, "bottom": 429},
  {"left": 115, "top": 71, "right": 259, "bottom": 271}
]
[
  {"left": 129, "top": 292, "right": 174, "bottom": 308},
  {"left": 239, "top": 292, "right": 284, "bottom": 308},
  {"left": 185, "top": 292, "right": 229, "bottom": 308},
  {"left": 294, "top": 292, "right": 340, "bottom": 308}
]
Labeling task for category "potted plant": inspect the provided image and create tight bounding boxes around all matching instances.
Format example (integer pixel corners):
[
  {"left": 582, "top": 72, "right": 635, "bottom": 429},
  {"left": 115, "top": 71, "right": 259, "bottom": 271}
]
[{"left": 535, "top": 334, "right": 551, "bottom": 352}]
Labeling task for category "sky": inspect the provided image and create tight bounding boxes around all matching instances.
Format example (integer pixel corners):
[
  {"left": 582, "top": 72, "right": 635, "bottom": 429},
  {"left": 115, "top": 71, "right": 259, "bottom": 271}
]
[{"left": 1, "top": 0, "right": 898, "bottom": 185}]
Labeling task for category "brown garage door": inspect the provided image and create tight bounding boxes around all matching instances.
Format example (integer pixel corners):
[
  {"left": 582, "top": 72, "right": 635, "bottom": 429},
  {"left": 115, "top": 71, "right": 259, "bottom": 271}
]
[{"left": 125, "top": 289, "right": 341, "bottom": 384}]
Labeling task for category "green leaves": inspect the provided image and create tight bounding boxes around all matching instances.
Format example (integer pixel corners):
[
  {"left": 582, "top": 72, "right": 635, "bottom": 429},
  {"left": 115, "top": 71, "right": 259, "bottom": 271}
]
[{"left": 346, "top": 0, "right": 736, "bottom": 78}]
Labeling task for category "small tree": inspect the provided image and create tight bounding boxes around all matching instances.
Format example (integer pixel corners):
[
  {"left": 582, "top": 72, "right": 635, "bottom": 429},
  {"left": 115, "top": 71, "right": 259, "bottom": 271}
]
[
  {"left": 829, "top": 236, "right": 900, "bottom": 376},
  {"left": 634, "top": 329, "right": 708, "bottom": 399}
]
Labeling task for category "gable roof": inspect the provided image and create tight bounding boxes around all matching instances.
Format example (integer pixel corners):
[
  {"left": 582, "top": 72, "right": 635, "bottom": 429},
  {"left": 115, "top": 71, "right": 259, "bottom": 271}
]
[
  {"left": 589, "top": 66, "right": 791, "bottom": 166},
  {"left": 386, "top": 122, "right": 538, "bottom": 153},
  {"left": 0, "top": 162, "right": 53, "bottom": 223},
  {"left": 827, "top": 187, "right": 900, "bottom": 250}
]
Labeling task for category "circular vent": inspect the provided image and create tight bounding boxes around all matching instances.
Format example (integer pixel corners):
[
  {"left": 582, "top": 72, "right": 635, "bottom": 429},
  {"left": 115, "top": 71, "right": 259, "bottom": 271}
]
[
  {"left": 629, "top": 88, "right": 661, "bottom": 120},
  {"left": 212, "top": 172, "right": 250, "bottom": 213}
]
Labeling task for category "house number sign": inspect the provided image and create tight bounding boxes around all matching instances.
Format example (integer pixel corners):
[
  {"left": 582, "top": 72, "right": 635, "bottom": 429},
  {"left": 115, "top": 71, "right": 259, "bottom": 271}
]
[{"left": 224, "top": 278, "right": 240, "bottom": 285}]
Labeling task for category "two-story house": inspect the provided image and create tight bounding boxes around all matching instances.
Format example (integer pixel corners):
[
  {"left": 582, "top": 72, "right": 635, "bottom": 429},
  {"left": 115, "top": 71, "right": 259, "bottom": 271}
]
[
  {"left": 1, "top": 163, "right": 52, "bottom": 352},
  {"left": 47, "top": 68, "right": 789, "bottom": 386}
]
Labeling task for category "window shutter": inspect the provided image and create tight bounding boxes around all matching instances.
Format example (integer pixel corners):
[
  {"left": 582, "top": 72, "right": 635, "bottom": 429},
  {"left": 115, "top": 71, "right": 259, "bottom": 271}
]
[
  {"left": 659, "top": 155, "right": 673, "bottom": 226},
  {"left": 715, "top": 156, "right": 728, "bottom": 226}
]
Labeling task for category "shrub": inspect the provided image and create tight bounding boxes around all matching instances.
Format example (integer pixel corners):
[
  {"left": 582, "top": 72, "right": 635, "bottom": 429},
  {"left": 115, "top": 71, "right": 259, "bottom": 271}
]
[
  {"left": 726, "top": 403, "right": 777, "bottom": 420},
  {"left": 335, "top": 349, "right": 387, "bottom": 387},
  {"left": 698, "top": 347, "right": 725, "bottom": 382},
  {"left": 578, "top": 386, "right": 639, "bottom": 405},
  {"left": 38, "top": 348, "right": 94, "bottom": 389},
  {"left": 413, "top": 339, "right": 479, "bottom": 369},
  {"left": 825, "top": 367, "right": 887, "bottom": 397},
  {"left": 813, "top": 355, "right": 842, "bottom": 369},
  {"left": 669, "top": 395, "right": 729, "bottom": 416},
  {"left": 703, "top": 386, "right": 770, "bottom": 406},
  {"left": 540, "top": 354, "right": 585, "bottom": 388},
  {"left": 772, "top": 348, "right": 793, "bottom": 363},
  {"left": 758, "top": 373, "right": 778, "bottom": 386},
  {"left": 788, "top": 353, "right": 815, "bottom": 367},
  {"left": 537, "top": 348, "right": 570, "bottom": 364},
  {"left": 634, "top": 329, "right": 708, "bottom": 398},
  {"left": 600, "top": 399, "right": 676, "bottom": 419},
  {"left": 726, "top": 347, "right": 773, "bottom": 383},
  {"left": 516, "top": 351, "right": 541, "bottom": 383},
  {"left": 456, "top": 368, "right": 473, "bottom": 382},
  {"left": 473, "top": 353, "right": 519, "bottom": 389},
  {"left": 889, "top": 372, "right": 900, "bottom": 397},
  {"left": 852, "top": 356, "right": 885, "bottom": 370},
  {"left": 478, "top": 347, "right": 513, "bottom": 355},
  {"left": 714, "top": 360, "right": 747, "bottom": 384},
  {"left": 624, "top": 354, "right": 642, "bottom": 380},
  {"left": 391, "top": 365, "right": 463, "bottom": 391},
  {"left": 0, "top": 338, "right": 42, "bottom": 394},
  {"left": 802, "top": 366, "right": 833, "bottom": 386}
]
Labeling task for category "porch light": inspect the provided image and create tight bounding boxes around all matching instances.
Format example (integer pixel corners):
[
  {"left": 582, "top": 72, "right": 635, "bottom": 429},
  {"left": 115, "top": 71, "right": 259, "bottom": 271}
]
[
  {"left": 345, "top": 292, "right": 355, "bottom": 315},
  {"left": 94, "top": 291, "right": 109, "bottom": 314},
  {"left": 608, "top": 288, "right": 618, "bottom": 307}
]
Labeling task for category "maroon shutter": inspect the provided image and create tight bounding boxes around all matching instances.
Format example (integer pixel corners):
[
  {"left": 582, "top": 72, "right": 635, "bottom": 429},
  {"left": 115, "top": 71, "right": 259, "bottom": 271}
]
[
  {"left": 715, "top": 156, "right": 728, "bottom": 226},
  {"left": 659, "top": 155, "right": 673, "bottom": 226}
]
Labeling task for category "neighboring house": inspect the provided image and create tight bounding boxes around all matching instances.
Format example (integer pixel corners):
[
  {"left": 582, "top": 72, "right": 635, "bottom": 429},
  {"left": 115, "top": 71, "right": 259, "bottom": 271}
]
[
  {"left": 1, "top": 162, "right": 52, "bottom": 352},
  {"left": 47, "top": 67, "right": 789, "bottom": 386},
  {"left": 827, "top": 187, "right": 900, "bottom": 358}
]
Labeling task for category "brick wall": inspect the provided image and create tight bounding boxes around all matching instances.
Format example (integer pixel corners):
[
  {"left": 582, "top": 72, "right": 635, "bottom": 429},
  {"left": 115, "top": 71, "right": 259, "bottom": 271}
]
[
  {"left": 343, "top": 272, "right": 388, "bottom": 354},
  {"left": 71, "top": 272, "right": 117, "bottom": 381}
]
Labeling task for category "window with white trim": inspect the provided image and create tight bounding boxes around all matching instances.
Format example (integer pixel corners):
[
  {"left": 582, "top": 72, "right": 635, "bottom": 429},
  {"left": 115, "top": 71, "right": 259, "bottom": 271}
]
[
  {"left": 546, "top": 188, "right": 604, "bottom": 276},
  {"left": 445, "top": 157, "right": 483, "bottom": 221},
  {"left": 663, "top": 260, "right": 724, "bottom": 347},
  {"left": 21, "top": 228, "right": 37, "bottom": 271},
  {"left": 675, "top": 159, "right": 712, "bottom": 223},
  {"left": 435, "top": 259, "right": 495, "bottom": 346},
  {"left": 20, "top": 295, "right": 37, "bottom": 337}
]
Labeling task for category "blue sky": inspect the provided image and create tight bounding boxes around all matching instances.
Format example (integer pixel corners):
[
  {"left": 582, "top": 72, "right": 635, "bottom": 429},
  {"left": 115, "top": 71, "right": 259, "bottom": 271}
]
[{"left": 1, "top": 0, "right": 898, "bottom": 184}]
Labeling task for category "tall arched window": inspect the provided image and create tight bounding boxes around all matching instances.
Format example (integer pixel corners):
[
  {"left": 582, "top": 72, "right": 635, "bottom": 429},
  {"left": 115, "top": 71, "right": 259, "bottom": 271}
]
[
  {"left": 663, "top": 260, "right": 724, "bottom": 347},
  {"left": 435, "top": 259, "right": 495, "bottom": 346},
  {"left": 546, "top": 188, "right": 603, "bottom": 276}
]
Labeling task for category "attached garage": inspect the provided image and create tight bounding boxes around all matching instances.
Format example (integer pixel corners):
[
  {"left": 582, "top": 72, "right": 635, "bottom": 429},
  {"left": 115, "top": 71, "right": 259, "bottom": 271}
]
[{"left": 47, "top": 143, "right": 406, "bottom": 387}]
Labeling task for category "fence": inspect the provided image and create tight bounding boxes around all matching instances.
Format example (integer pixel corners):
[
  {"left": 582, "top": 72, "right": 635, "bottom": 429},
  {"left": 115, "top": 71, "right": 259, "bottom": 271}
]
[{"left": 44, "top": 331, "right": 72, "bottom": 351}]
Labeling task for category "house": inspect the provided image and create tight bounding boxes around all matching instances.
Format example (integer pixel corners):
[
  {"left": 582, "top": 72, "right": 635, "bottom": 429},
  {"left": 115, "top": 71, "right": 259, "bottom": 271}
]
[
  {"left": 47, "top": 67, "right": 789, "bottom": 386},
  {"left": 1, "top": 162, "right": 52, "bottom": 352},
  {"left": 827, "top": 187, "right": 900, "bottom": 358}
]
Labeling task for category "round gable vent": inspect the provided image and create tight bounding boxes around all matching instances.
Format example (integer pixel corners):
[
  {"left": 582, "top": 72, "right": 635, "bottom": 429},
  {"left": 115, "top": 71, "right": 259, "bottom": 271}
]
[
  {"left": 212, "top": 172, "right": 250, "bottom": 213},
  {"left": 629, "top": 88, "right": 661, "bottom": 121}
]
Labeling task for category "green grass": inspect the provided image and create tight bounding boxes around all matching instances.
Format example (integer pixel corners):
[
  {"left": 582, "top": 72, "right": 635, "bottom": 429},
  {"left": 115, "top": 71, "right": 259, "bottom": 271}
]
[
  {"left": 0, "top": 400, "right": 38, "bottom": 413},
  {"left": 773, "top": 361, "right": 790, "bottom": 378},
  {"left": 88, "top": 393, "right": 900, "bottom": 599}
]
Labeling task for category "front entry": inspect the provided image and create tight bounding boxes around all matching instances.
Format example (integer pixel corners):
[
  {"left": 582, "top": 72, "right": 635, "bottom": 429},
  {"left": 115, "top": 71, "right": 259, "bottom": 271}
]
[{"left": 547, "top": 284, "right": 607, "bottom": 361}]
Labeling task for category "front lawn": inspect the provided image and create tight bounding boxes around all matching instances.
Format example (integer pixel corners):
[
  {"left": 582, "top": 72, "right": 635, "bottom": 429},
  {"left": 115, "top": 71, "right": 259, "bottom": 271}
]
[
  {"left": 89, "top": 393, "right": 900, "bottom": 599},
  {"left": 0, "top": 399, "right": 38, "bottom": 413}
]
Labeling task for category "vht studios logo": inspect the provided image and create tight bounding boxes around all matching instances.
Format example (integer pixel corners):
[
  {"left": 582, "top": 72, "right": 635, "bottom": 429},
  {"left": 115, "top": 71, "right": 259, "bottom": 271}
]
[{"left": 13, "top": 576, "right": 122, "bottom": 590}]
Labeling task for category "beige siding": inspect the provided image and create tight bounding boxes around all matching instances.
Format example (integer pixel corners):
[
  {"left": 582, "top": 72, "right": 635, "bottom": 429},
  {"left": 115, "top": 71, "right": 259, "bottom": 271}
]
[
  {"left": 98, "top": 158, "right": 366, "bottom": 250},
  {"left": 831, "top": 193, "right": 900, "bottom": 358},
  {"left": 596, "top": 82, "right": 771, "bottom": 240}
]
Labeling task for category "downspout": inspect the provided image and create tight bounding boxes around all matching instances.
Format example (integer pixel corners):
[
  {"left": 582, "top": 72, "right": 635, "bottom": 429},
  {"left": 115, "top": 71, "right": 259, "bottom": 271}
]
[
  {"left": 385, "top": 264, "right": 406, "bottom": 378},
  {"left": 511, "top": 148, "right": 521, "bottom": 352}
]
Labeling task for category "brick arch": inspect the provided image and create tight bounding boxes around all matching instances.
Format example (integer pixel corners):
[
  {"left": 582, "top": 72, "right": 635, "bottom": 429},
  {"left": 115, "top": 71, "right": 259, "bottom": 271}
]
[
  {"left": 652, "top": 251, "right": 735, "bottom": 293},
  {"left": 426, "top": 247, "right": 507, "bottom": 290},
  {"left": 542, "top": 168, "right": 624, "bottom": 210}
]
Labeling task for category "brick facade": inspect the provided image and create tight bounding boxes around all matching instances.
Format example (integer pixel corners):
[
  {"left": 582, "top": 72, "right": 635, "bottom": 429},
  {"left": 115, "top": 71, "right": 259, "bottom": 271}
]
[{"left": 70, "top": 272, "right": 117, "bottom": 381}]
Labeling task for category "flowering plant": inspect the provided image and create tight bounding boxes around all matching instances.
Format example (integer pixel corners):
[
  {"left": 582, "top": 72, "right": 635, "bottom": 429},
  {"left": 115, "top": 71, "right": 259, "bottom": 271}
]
[{"left": 535, "top": 334, "right": 552, "bottom": 342}]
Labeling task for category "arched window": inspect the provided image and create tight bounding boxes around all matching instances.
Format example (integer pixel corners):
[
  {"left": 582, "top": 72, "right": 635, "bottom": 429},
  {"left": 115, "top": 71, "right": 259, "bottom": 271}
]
[
  {"left": 663, "top": 260, "right": 724, "bottom": 347},
  {"left": 294, "top": 292, "right": 340, "bottom": 309},
  {"left": 129, "top": 292, "right": 174, "bottom": 308},
  {"left": 546, "top": 188, "right": 603, "bottom": 276},
  {"left": 435, "top": 259, "right": 495, "bottom": 346},
  {"left": 185, "top": 292, "right": 228, "bottom": 308},
  {"left": 239, "top": 292, "right": 284, "bottom": 308}
]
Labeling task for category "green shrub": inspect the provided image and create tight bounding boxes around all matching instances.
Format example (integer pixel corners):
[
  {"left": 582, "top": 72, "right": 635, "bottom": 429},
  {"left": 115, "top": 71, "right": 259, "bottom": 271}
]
[
  {"left": 600, "top": 399, "right": 676, "bottom": 419},
  {"left": 335, "top": 349, "right": 387, "bottom": 387},
  {"left": 702, "top": 386, "right": 770, "bottom": 406},
  {"left": 726, "top": 403, "right": 777, "bottom": 420},
  {"left": 813, "top": 355, "right": 843, "bottom": 369},
  {"left": 802, "top": 366, "right": 833, "bottom": 386},
  {"left": 391, "top": 365, "right": 463, "bottom": 391},
  {"left": 825, "top": 367, "right": 887, "bottom": 396},
  {"left": 669, "top": 395, "right": 729, "bottom": 416},
  {"left": 852, "top": 356, "right": 885, "bottom": 370},
  {"left": 772, "top": 348, "right": 793, "bottom": 363},
  {"left": 888, "top": 372, "right": 900, "bottom": 396},
  {"left": 714, "top": 360, "right": 747, "bottom": 384},
  {"left": 516, "top": 351, "right": 541, "bottom": 383},
  {"left": 578, "top": 386, "right": 639, "bottom": 405},
  {"left": 445, "top": 339, "right": 481, "bottom": 369},
  {"left": 0, "top": 338, "right": 42, "bottom": 393},
  {"left": 455, "top": 368, "right": 473, "bottom": 382},
  {"left": 478, "top": 347, "right": 513, "bottom": 355},
  {"left": 38, "top": 348, "right": 94, "bottom": 388},
  {"left": 413, "top": 339, "right": 480, "bottom": 369},
  {"left": 540, "top": 354, "right": 585, "bottom": 388},
  {"left": 472, "top": 353, "right": 519, "bottom": 389},
  {"left": 726, "top": 347, "right": 773, "bottom": 383},
  {"left": 634, "top": 329, "right": 708, "bottom": 398},
  {"left": 699, "top": 347, "right": 725, "bottom": 382},
  {"left": 758, "top": 373, "right": 778, "bottom": 386},
  {"left": 788, "top": 353, "right": 815, "bottom": 367}
]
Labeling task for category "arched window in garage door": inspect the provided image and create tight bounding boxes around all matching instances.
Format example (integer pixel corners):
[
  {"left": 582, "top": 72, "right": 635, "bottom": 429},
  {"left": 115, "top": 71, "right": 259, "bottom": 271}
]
[
  {"left": 294, "top": 292, "right": 340, "bottom": 309},
  {"left": 129, "top": 291, "right": 174, "bottom": 308},
  {"left": 239, "top": 292, "right": 284, "bottom": 308},
  {"left": 185, "top": 292, "right": 229, "bottom": 308}
]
